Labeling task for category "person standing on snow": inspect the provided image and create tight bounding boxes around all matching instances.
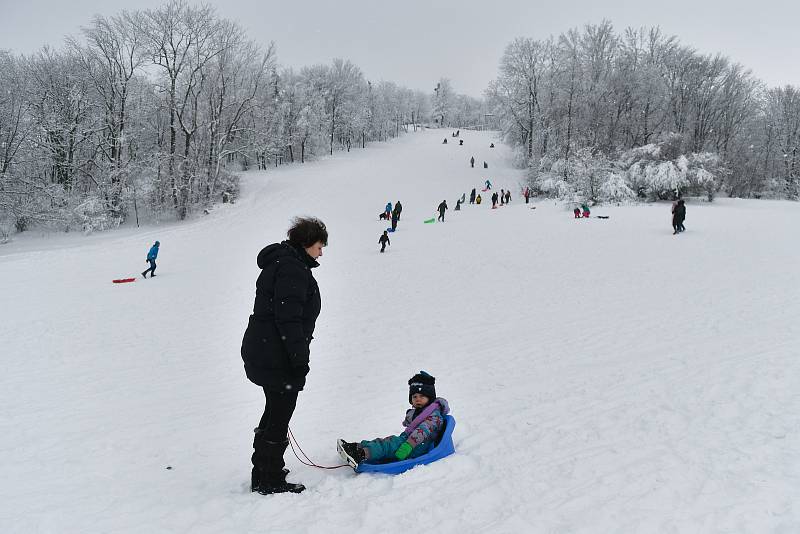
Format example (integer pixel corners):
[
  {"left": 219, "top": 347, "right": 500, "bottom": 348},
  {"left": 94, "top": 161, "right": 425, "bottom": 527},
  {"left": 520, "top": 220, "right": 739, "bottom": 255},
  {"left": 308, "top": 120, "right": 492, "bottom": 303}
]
[
  {"left": 241, "top": 217, "right": 327, "bottom": 495},
  {"left": 524, "top": 187, "right": 530, "bottom": 204},
  {"left": 672, "top": 199, "right": 686, "bottom": 234},
  {"left": 469, "top": 188, "right": 476, "bottom": 204},
  {"left": 385, "top": 202, "right": 393, "bottom": 221},
  {"left": 141, "top": 241, "right": 160, "bottom": 278},
  {"left": 379, "top": 230, "right": 391, "bottom": 253},
  {"left": 437, "top": 200, "right": 448, "bottom": 222},
  {"left": 500, "top": 189, "right": 505, "bottom": 205},
  {"left": 470, "top": 156, "right": 475, "bottom": 168},
  {"left": 393, "top": 201, "right": 402, "bottom": 221},
  {"left": 491, "top": 192, "right": 499, "bottom": 208}
]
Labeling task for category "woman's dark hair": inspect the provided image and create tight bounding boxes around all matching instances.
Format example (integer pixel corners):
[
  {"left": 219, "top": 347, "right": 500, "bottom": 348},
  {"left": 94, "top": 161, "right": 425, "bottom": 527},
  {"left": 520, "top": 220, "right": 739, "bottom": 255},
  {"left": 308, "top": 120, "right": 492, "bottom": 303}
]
[{"left": 287, "top": 217, "right": 328, "bottom": 247}]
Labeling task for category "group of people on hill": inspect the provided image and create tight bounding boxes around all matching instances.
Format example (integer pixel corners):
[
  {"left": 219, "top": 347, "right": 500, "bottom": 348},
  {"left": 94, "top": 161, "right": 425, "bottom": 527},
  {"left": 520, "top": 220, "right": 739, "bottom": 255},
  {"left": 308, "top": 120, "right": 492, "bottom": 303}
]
[
  {"left": 469, "top": 156, "right": 488, "bottom": 169},
  {"left": 574, "top": 204, "right": 591, "bottom": 218},
  {"left": 378, "top": 201, "right": 403, "bottom": 252},
  {"left": 126, "top": 131, "right": 701, "bottom": 500}
]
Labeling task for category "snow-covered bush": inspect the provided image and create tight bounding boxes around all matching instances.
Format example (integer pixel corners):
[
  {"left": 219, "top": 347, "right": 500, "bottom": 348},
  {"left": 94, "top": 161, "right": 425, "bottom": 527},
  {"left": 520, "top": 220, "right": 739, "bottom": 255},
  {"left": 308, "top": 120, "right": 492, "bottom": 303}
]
[
  {"left": 72, "top": 197, "right": 122, "bottom": 235},
  {"left": 598, "top": 172, "right": 636, "bottom": 203}
]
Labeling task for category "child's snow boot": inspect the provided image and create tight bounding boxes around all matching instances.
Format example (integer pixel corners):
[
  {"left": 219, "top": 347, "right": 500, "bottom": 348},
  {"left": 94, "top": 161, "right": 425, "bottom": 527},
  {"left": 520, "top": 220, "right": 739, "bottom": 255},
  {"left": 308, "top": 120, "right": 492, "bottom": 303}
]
[{"left": 337, "top": 439, "right": 365, "bottom": 467}]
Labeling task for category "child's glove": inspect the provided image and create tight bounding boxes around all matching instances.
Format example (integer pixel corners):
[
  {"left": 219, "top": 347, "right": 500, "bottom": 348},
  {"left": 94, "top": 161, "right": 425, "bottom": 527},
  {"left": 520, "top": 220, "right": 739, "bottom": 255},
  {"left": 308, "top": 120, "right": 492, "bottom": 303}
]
[{"left": 395, "top": 442, "right": 412, "bottom": 460}]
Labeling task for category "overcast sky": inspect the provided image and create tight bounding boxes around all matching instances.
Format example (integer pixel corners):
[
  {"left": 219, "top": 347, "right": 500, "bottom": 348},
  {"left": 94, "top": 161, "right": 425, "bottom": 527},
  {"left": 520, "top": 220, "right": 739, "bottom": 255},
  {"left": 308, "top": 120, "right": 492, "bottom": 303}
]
[{"left": 1, "top": 0, "right": 798, "bottom": 98}]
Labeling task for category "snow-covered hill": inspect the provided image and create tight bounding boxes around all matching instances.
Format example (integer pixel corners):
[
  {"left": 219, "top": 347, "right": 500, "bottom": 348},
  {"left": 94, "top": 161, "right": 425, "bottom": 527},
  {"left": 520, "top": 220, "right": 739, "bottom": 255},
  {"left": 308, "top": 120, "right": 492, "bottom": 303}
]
[{"left": 1, "top": 129, "right": 798, "bottom": 533}]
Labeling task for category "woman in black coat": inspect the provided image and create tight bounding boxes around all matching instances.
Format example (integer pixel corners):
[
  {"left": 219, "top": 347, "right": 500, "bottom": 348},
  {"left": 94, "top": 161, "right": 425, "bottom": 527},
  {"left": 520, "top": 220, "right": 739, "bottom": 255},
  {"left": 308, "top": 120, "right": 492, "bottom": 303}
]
[{"left": 241, "top": 217, "right": 327, "bottom": 495}]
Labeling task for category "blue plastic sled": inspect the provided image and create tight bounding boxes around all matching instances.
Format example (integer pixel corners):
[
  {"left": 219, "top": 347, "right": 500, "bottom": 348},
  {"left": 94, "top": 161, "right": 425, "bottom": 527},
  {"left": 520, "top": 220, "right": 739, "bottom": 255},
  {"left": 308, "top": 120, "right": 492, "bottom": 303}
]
[
  {"left": 355, "top": 415, "right": 456, "bottom": 474},
  {"left": 386, "top": 227, "right": 396, "bottom": 233}
]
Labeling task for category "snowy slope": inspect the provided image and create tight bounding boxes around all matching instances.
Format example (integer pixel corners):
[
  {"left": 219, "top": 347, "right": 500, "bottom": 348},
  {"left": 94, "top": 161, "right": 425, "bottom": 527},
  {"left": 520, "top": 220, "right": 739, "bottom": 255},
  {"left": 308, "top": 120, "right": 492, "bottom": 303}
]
[{"left": 1, "top": 129, "right": 798, "bottom": 533}]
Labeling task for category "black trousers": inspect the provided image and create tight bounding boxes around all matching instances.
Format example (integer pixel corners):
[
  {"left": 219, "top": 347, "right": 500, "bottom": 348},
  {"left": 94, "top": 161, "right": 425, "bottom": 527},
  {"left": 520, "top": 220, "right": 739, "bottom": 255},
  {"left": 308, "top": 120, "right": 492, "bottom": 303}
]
[
  {"left": 253, "top": 388, "right": 298, "bottom": 479},
  {"left": 143, "top": 259, "right": 157, "bottom": 276}
]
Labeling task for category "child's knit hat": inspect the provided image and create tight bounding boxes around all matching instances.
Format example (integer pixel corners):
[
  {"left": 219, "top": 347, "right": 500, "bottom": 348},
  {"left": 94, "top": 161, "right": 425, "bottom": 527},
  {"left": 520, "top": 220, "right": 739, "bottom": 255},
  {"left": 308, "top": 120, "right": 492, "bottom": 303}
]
[{"left": 408, "top": 371, "right": 436, "bottom": 403}]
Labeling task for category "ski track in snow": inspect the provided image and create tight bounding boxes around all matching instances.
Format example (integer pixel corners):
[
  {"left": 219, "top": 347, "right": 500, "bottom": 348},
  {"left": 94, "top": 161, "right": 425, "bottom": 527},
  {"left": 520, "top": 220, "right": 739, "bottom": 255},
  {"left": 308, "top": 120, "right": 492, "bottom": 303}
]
[{"left": 1, "top": 129, "right": 799, "bottom": 533}]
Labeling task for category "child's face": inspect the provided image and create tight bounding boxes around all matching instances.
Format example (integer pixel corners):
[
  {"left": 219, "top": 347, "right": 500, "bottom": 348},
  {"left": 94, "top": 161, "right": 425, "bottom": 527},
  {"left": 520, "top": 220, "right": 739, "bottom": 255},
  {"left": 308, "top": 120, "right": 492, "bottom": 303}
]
[{"left": 411, "top": 393, "right": 431, "bottom": 408}]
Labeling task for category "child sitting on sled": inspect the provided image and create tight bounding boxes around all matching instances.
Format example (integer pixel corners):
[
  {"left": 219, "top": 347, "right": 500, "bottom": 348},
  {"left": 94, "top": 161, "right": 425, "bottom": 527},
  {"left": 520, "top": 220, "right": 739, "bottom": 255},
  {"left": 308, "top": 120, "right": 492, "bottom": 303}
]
[{"left": 338, "top": 371, "right": 449, "bottom": 466}]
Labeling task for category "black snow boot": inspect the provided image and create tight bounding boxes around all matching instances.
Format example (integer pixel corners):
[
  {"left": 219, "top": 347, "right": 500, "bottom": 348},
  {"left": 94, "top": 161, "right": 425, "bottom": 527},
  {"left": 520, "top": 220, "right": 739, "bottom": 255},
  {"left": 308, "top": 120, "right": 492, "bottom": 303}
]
[
  {"left": 141, "top": 271, "right": 147, "bottom": 279},
  {"left": 338, "top": 439, "right": 365, "bottom": 466},
  {"left": 251, "top": 432, "right": 304, "bottom": 495}
]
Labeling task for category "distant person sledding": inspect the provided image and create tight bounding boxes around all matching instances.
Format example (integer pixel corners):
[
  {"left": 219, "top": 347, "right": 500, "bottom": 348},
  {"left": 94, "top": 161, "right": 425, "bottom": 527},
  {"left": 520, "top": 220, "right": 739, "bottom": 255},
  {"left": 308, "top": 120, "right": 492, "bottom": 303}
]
[
  {"left": 443, "top": 137, "right": 448, "bottom": 144},
  {"left": 459, "top": 139, "right": 464, "bottom": 146},
  {"left": 483, "top": 179, "right": 492, "bottom": 191},
  {"left": 489, "top": 143, "right": 495, "bottom": 148},
  {"left": 573, "top": 203, "right": 590, "bottom": 218},
  {"left": 483, "top": 161, "right": 488, "bottom": 168},
  {"left": 337, "top": 371, "right": 454, "bottom": 475}
]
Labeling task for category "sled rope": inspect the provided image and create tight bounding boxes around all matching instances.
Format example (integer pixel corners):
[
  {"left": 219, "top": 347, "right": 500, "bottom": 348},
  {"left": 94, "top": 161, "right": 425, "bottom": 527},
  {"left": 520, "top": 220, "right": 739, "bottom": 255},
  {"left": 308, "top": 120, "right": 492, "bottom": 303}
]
[{"left": 287, "top": 427, "right": 350, "bottom": 470}]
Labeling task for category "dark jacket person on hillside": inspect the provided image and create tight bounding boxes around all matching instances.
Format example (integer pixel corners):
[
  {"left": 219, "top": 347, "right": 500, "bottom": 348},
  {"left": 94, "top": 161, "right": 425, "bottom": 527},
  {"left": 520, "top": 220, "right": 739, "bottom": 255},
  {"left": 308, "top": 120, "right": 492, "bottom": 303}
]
[{"left": 241, "top": 217, "right": 327, "bottom": 495}]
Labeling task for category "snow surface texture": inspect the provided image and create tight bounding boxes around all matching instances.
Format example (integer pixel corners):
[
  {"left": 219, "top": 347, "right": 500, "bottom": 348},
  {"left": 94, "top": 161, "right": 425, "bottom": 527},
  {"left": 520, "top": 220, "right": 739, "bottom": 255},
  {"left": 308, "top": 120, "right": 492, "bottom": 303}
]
[{"left": 1, "top": 130, "right": 798, "bottom": 533}]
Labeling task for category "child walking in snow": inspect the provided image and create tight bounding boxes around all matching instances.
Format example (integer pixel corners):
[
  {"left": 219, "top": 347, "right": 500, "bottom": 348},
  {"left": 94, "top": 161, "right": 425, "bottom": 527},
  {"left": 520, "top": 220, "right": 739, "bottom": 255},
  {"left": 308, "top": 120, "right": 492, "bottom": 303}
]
[
  {"left": 142, "top": 240, "right": 160, "bottom": 278},
  {"left": 338, "top": 371, "right": 449, "bottom": 466},
  {"left": 379, "top": 231, "right": 390, "bottom": 253}
]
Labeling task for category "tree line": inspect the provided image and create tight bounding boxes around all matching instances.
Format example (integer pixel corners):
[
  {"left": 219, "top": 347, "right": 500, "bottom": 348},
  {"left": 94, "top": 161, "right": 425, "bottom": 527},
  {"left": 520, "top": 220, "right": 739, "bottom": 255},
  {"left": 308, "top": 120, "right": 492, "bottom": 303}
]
[
  {"left": 0, "top": 1, "right": 488, "bottom": 238},
  {"left": 487, "top": 21, "right": 800, "bottom": 202}
]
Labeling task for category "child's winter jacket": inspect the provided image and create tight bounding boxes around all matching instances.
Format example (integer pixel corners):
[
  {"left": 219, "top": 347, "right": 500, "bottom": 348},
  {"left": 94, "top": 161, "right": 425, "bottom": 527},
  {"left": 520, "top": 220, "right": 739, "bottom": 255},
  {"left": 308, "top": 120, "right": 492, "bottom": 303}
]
[
  {"left": 359, "top": 398, "right": 450, "bottom": 462},
  {"left": 147, "top": 243, "right": 160, "bottom": 261}
]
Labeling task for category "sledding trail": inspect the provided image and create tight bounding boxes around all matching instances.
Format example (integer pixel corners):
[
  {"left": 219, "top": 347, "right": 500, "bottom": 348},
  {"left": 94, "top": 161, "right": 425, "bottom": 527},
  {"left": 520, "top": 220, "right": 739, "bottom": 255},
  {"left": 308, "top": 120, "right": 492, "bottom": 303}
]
[{"left": 1, "top": 129, "right": 799, "bottom": 533}]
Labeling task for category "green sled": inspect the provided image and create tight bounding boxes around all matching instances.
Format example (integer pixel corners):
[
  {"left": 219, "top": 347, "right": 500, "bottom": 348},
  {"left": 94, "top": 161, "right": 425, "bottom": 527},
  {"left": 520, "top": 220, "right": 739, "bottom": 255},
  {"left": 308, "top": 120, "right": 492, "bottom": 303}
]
[{"left": 424, "top": 218, "right": 436, "bottom": 224}]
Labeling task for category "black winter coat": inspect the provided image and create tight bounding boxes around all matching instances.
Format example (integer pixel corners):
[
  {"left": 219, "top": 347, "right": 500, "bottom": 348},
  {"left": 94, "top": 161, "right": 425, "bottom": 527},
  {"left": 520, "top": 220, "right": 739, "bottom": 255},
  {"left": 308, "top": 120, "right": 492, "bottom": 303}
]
[
  {"left": 241, "top": 241, "right": 321, "bottom": 391},
  {"left": 675, "top": 204, "right": 686, "bottom": 221}
]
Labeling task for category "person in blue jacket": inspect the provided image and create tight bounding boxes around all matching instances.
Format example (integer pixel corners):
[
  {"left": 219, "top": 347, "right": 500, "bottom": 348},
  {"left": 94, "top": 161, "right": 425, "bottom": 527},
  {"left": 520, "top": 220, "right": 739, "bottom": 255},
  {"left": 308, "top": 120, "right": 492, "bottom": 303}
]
[
  {"left": 338, "top": 371, "right": 449, "bottom": 466},
  {"left": 142, "top": 241, "right": 160, "bottom": 278}
]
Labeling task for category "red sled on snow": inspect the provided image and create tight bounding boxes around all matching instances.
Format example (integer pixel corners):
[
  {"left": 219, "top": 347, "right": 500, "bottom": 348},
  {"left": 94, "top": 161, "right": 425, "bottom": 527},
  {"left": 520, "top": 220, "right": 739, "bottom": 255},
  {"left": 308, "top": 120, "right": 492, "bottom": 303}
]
[{"left": 112, "top": 278, "right": 136, "bottom": 284}]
